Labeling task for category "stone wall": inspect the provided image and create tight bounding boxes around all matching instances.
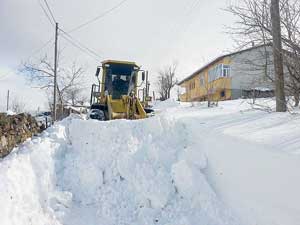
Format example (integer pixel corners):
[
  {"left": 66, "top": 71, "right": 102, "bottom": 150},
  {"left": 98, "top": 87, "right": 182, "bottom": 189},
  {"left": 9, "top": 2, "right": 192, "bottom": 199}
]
[{"left": 0, "top": 113, "right": 43, "bottom": 158}]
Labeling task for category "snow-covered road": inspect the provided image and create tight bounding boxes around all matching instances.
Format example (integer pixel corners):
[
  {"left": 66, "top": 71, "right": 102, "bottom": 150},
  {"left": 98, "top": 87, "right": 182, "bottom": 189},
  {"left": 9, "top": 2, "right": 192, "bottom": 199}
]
[
  {"left": 166, "top": 101, "right": 300, "bottom": 225},
  {"left": 1, "top": 99, "right": 300, "bottom": 225}
]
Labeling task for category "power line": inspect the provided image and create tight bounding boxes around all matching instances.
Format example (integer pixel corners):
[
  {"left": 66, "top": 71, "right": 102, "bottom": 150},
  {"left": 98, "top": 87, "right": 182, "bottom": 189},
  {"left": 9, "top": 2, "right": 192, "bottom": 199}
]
[
  {"left": 27, "top": 38, "right": 54, "bottom": 60},
  {"left": 173, "top": 0, "right": 202, "bottom": 35},
  {"left": 159, "top": 0, "right": 201, "bottom": 44},
  {"left": 60, "top": 28, "right": 101, "bottom": 58},
  {"left": 0, "top": 38, "right": 54, "bottom": 80},
  {"left": 181, "top": 0, "right": 202, "bottom": 33},
  {"left": 67, "top": 0, "right": 129, "bottom": 34},
  {"left": 62, "top": 37, "right": 100, "bottom": 62},
  {"left": 59, "top": 29, "right": 101, "bottom": 62},
  {"left": 36, "top": 0, "right": 101, "bottom": 65},
  {"left": 165, "top": 0, "right": 202, "bottom": 46},
  {"left": 59, "top": 28, "right": 102, "bottom": 60},
  {"left": 181, "top": 0, "right": 200, "bottom": 16},
  {"left": 38, "top": 0, "right": 106, "bottom": 62},
  {"left": 60, "top": 35, "right": 100, "bottom": 62},
  {"left": 38, "top": 0, "right": 54, "bottom": 26},
  {"left": 185, "top": 0, "right": 201, "bottom": 15},
  {"left": 43, "top": 0, "right": 56, "bottom": 23}
]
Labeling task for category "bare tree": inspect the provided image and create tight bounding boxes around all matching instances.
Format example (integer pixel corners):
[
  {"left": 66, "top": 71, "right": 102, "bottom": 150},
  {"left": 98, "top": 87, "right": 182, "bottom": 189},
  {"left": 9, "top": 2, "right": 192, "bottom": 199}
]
[
  {"left": 20, "top": 55, "right": 86, "bottom": 117},
  {"left": 202, "top": 74, "right": 214, "bottom": 107},
  {"left": 281, "top": 0, "right": 300, "bottom": 106},
  {"left": 285, "top": 56, "right": 300, "bottom": 106},
  {"left": 156, "top": 63, "right": 178, "bottom": 101},
  {"left": 11, "top": 97, "right": 26, "bottom": 114},
  {"left": 227, "top": 0, "right": 300, "bottom": 108},
  {"left": 65, "top": 86, "right": 88, "bottom": 106}
]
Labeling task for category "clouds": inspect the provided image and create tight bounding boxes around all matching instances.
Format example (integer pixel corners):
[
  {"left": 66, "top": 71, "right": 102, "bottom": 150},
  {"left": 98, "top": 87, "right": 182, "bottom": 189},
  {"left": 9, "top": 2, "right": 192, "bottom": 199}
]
[
  {"left": 0, "top": 0, "right": 235, "bottom": 99},
  {"left": 0, "top": 68, "right": 47, "bottom": 112}
]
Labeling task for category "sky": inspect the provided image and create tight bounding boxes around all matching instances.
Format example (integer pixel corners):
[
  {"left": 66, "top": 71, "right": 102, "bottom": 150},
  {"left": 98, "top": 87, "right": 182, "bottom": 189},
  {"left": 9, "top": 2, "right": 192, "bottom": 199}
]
[
  {"left": 0, "top": 69, "right": 47, "bottom": 112},
  {"left": 0, "top": 0, "right": 237, "bottom": 110}
]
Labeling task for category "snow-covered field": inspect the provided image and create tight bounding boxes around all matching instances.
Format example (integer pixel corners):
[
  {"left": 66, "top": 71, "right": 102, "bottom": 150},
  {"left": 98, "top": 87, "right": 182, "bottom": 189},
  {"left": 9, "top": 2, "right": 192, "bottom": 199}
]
[{"left": 1, "top": 99, "right": 300, "bottom": 225}]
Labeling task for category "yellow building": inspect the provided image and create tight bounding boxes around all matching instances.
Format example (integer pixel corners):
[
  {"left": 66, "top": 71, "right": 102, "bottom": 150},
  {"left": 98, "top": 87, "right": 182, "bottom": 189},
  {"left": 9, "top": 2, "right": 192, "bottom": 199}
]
[{"left": 178, "top": 45, "right": 275, "bottom": 102}]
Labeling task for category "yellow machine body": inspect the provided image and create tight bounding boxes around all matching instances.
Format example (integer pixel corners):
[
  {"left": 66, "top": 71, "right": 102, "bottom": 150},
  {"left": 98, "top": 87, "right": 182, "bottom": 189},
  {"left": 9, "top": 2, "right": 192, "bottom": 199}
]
[{"left": 90, "top": 60, "right": 149, "bottom": 120}]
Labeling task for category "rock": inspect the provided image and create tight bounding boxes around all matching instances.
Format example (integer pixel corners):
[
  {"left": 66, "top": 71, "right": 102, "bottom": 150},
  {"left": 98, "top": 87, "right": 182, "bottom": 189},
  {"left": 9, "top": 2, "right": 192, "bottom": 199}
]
[
  {"left": 1, "top": 136, "right": 8, "bottom": 147},
  {"left": 0, "top": 113, "right": 44, "bottom": 158}
]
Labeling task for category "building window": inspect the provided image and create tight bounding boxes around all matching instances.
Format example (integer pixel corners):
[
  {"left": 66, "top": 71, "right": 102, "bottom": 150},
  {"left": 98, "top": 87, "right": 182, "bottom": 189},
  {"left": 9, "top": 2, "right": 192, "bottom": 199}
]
[
  {"left": 189, "top": 81, "right": 195, "bottom": 90},
  {"left": 199, "top": 76, "right": 205, "bottom": 86},
  {"left": 222, "top": 65, "right": 230, "bottom": 77},
  {"left": 208, "top": 64, "right": 230, "bottom": 82},
  {"left": 263, "top": 51, "right": 271, "bottom": 81},
  {"left": 220, "top": 90, "right": 226, "bottom": 98}
]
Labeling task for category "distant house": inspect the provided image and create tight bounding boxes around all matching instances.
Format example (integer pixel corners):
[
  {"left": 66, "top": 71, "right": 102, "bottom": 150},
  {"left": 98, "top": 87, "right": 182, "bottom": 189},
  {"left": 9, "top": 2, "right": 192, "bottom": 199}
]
[{"left": 178, "top": 44, "right": 275, "bottom": 102}]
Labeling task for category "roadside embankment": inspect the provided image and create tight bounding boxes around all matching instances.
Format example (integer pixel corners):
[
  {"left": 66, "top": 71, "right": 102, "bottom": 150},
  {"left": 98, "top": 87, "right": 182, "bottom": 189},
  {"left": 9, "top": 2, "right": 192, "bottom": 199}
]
[{"left": 0, "top": 113, "right": 43, "bottom": 158}]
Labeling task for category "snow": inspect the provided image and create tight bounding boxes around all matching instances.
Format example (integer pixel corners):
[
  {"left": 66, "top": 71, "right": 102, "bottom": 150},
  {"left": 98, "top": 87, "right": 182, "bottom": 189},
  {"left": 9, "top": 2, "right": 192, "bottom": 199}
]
[
  {"left": 252, "top": 87, "right": 272, "bottom": 91},
  {"left": 152, "top": 98, "right": 181, "bottom": 111},
  {"left": 1, "top": 98, "right": 300, "bottom": 225},
  {"left": 4, "top": 110, "right": 16, "bottom": 115}
]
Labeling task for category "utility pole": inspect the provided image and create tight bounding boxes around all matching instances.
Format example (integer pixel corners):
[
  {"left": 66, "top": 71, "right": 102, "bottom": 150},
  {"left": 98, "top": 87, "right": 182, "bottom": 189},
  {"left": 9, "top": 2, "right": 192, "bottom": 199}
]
[
  {"left": 53, "top": 22, "right": 58, "bottom": 123},
  {"left": 271, "top": 0, "right": 287, "bottom": 112},
  {"left": 6, "top": 90, "right": 9, "bottom": 111},
  {"left": 145, "top": 71, "right": 149, "bottom": 100}
]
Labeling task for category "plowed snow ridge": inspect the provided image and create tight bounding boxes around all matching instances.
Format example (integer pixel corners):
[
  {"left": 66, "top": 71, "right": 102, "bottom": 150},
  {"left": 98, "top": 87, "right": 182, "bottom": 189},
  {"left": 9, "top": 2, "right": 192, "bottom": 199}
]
[{"left": 1, "top": 99, "right": 300, "bottom": 225}]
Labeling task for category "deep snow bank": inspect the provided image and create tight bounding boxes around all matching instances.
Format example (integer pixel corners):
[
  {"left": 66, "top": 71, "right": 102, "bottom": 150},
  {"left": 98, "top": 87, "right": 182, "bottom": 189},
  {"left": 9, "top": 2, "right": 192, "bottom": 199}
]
[
  {"left": 160, "top": 99, "right": 300, "bottom": 225},
  {"left": 60, "top": 114, "right": 239, "bottom": 225},
  {"left": 0, "top": 121, "right": 69, "bottom": 225},
  {"left": 0, "top": 111, "right": 239, "bottom": 225},
  {"left": 2, "top": 98, "right": 300, "bottom": 225}
]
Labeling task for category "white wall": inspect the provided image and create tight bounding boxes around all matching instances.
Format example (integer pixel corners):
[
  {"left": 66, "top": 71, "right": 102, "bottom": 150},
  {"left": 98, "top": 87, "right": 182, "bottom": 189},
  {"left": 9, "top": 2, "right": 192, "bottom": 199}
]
[{"left": 230, "top": 46, "right": 274, "bottom": 91}]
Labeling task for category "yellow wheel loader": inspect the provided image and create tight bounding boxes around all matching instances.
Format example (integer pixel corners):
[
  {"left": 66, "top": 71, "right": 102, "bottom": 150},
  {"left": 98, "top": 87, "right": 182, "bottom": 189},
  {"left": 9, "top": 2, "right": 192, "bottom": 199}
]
[{"left": 89, "top": 60, "right": 153, "bottom": 120}]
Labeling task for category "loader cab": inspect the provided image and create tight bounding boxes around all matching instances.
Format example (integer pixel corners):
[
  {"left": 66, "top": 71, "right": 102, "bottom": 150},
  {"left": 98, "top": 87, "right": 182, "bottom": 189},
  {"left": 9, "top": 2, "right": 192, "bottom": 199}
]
[
  {"left": 101, "top": 60, "right": 139, "bottom": 99},
  {"left": 90, "top": 59, "right": 151, "bottom": 120}
]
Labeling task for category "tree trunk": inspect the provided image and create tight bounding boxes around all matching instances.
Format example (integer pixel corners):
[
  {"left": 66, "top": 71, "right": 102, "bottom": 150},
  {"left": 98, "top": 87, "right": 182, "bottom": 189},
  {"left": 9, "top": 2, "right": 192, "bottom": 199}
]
[
  {"left": 207, "top": 93, "right": 211, "bottom": 107},
  {"left": 295, "top": 93, "right": 300, "bottom": 107},
  {"left": 271, "top": 0, "right": 287, "bottom": 112}
]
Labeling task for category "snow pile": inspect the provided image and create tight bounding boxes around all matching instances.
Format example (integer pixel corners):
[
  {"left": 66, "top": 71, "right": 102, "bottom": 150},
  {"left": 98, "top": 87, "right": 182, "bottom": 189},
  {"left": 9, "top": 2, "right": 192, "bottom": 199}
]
[
  {"left": 60, "top": 115, "right": 239, "bottom": 225},
  {"left": 5, "top": 110, "right": 16, "bottom": 115},
  {"left": 1, "top": 98, "right": 300, "bottom": 225},
  {"left": 0, "top": 122, "right": 69, "bottom": 225},
  {"left": 152, "top": 99, "right": 180, "bottom": 111},
  {"left": 0, "top": 111, "right": 239, "bottom": 225}
]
